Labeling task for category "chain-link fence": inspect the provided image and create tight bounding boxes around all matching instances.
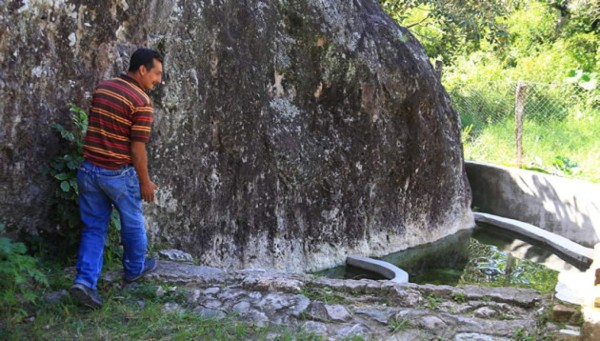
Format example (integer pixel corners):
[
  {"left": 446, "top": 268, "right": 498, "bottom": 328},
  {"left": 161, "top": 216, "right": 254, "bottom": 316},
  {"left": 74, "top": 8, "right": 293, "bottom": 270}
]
[{"left": 446, "top": 81, "right": 600, "bottom": 182}]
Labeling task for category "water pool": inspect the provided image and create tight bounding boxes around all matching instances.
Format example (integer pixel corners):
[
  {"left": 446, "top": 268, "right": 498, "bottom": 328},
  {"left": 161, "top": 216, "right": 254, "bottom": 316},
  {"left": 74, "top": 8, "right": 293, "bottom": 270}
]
[{"left": 316, "top": 225, "right": 581, "bottom": 293}]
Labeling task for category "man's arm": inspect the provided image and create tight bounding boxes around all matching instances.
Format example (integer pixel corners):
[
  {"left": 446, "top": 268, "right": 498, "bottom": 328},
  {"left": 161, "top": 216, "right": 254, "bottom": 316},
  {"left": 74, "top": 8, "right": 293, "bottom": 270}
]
[{"left": 131, "top": 141, "right": 158, "bottom": 202}]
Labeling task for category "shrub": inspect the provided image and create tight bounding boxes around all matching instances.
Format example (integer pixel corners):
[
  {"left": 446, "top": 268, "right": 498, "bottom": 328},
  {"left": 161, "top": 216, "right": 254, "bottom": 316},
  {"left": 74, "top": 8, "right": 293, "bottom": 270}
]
[
  {"left": 46, "top": 104, "right": 122, "bottom": 265},
  {"left": 46, "top": 103, "right": 88, "bottom": 248},
  {"left": 0, "top": 223, "right": 48, "bottom": 322}
]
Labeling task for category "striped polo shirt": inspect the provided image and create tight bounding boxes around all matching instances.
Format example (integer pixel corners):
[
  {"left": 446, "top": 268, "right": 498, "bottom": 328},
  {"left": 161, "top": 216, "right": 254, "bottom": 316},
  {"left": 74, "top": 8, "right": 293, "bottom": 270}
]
[{"left": 83, "top": 74, "right": 153, "bottom": 170}]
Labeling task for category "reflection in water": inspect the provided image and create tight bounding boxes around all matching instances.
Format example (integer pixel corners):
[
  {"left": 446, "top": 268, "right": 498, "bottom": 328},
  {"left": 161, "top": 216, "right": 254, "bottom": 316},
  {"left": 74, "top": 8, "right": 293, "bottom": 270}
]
[
  {"left": 318, "top": 225, "right": 561, "bottom": 293},
  {"left": 459, "top": 238, "right": 558, "bottom": 293}
]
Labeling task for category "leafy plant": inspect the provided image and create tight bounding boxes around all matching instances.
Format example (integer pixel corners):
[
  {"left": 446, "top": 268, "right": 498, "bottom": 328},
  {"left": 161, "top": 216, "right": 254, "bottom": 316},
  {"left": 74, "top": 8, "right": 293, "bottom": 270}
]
[
  {"left": 46, "top": 104, "right": 122, "bottom": 266},
  {"left": 300, "top": 286, "right": 346, "bottom": 305},
  {"left": 425, "top": 294, "right": 442, "bottom": 310},
  {"left": 451, "top": 292, "right": 466, "bottom": 303},
  {"left": 46, "top": 103, "right": 88, "bottom": 246},
  {"left": 514, "top": 327, "right": 536, "bottom": 341},
  {"left": 461, "top": 124, "right": 473, "bottom": 146},
  {"left": 378, "top": 0, "right": 515, "bottom": 61},
  {"left": 388, "top": 317, "right": 411, "bottom": 332},
  {"left": 0, "top": 223, "right": 49, "bottom": 323},
  {"left": 552, "top": 155, "right": 579, "bottom": 176}
]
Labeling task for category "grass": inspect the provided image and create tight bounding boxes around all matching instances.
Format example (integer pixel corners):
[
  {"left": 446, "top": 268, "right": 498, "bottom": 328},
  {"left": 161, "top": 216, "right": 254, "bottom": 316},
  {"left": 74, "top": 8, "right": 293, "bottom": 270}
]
[
  {"left": 1, "top": 271, "right": 323, "bottom": 341},
  {"left": 463, "top": 113, "right": 600, "bottom": 183},
  {"left": 7, "top": 304, "right": 265, "bottom": 340},
  {"left": 299, "top": 286, "right": 347, "bottom": 305},
  {"left": 451, "top": 292, "right": 466, "bottom": 303},
  {"left": 388, "top": 318, "right": 411, "bottom": 333},
  {"left": 425, "top": 294, "right": 442, "bottom": 310}
]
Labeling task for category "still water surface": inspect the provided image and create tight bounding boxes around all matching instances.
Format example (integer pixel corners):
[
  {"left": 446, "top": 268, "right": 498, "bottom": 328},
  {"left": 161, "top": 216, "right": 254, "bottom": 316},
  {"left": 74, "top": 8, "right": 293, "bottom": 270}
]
[{"left": 317, "top": 225, "right": 568, "bottom": 293}]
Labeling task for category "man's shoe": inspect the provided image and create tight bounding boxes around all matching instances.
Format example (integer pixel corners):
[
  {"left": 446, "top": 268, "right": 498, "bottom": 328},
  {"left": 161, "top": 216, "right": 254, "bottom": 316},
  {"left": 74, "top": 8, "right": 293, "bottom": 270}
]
[
  {"left": 69, "top": 283, "right": 103, "bottom": 309},
  {"left": 124, "top": 257, "right": 158, "bottom": 283}
]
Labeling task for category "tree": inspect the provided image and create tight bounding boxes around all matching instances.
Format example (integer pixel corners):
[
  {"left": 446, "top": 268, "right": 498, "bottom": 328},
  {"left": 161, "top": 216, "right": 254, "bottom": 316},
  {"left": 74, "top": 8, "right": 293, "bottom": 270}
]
[{"left": 378, "top": 0, "right": 520, "bottom": 61}]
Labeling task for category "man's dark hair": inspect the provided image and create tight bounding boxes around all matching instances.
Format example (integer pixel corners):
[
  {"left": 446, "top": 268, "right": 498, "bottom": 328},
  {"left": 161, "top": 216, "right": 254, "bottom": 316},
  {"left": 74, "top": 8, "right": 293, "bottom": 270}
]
[{"left": 128, "top": 48, "right": 163, "bottom": 72}]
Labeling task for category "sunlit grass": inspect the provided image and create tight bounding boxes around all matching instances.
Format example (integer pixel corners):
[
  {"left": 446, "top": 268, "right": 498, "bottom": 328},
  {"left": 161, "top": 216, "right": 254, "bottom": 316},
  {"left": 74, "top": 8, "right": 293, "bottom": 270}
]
[{"left": 463, "top": 113, "right": 600, "bottom": 183}]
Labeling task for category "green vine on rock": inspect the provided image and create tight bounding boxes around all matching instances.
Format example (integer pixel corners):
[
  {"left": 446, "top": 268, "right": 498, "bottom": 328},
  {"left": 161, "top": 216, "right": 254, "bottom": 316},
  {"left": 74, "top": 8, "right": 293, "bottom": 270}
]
[{"left": 46, "top": 103, "right": 88, "bottom": 245}]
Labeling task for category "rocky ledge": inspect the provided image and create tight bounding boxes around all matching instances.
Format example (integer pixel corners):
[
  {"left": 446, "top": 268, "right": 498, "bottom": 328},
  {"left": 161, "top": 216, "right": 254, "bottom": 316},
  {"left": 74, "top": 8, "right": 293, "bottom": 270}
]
[{"left": 100, "top": 260, "right": 564, "bottom": 340}]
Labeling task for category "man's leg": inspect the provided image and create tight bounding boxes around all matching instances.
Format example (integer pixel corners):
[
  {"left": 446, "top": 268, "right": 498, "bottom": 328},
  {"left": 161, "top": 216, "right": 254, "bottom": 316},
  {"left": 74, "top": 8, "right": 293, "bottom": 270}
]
[
  {"left": 110, "top": 168, "right": 152, "bottom": 280},
  {"left": 74, "top": 167, "right": 112, "bottom": 290}
]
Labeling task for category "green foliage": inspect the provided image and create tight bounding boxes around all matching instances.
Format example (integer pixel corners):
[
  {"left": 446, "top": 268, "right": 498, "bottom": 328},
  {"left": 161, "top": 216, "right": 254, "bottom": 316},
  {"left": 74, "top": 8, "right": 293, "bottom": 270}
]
[
  {"left": 514, "top": 327, "right": 536, "bottom": 341},
  {"left": 504, "top": 2, "right": 557, "bottom": 58},
  {"left": 388, "top": 317, "right": 411, "bottom": 332},
  {"left": 127, "top": 283, "right": 188, "bottom": 305},
  {"left": 451, "top": 292, "right": 465, "bottom": 303},
  {"left": 0, "top": 223, "right": 49, "bottom": 323},
  {"left": 46, "top": 104, "right": 123, "bottom": 266},
  {"left": 425, "top": 293, "right": 442, "bottom": 310},
  {"left": 2, "top": 270, "right": 323, "bottom": 340},
  {"left": 460, "top": 108, "right": 600, "bottom": 182},
  {"left": 552, "top": 155, "right": 579, "bottom": 175},
  {"left": 46, "top": 103, "right": 88, "bottom": 247},
  {"left": 300, "top": 286, "right": 346, "bottom": 305},
  {"left": 566, "top": 69, "right": 599, "bottom": 94},
  {"left": 565, "top": 32, "right": 599, "bottom": 71},
  {"left": 459, "top": 239, "right": 559, "bottom": 294},
  {"left": 378, "top": 0, "right": 515, "bottom": 61}
]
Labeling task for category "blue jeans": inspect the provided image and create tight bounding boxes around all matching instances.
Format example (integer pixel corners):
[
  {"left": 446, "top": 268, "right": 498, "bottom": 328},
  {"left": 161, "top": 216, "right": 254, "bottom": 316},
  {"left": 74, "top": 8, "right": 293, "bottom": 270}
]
[{"left": 74, "top": 160, "right": 147, "bottom": 289}]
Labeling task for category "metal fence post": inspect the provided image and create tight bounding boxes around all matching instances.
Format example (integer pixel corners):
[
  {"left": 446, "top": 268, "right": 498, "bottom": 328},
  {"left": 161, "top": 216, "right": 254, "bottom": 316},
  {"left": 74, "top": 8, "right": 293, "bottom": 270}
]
[{"left": 515, "top": 82, "right": 528, "bottom": 168}]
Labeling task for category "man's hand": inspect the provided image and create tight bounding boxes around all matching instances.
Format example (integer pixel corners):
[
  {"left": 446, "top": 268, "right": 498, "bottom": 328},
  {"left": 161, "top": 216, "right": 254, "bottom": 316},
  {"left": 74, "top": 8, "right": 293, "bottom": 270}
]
[
  {"left": 140, "top": 180, "right": 158, "bottom": 202},
  {"left": 131, "top": 141, "right": 157, "bottom": 203}
]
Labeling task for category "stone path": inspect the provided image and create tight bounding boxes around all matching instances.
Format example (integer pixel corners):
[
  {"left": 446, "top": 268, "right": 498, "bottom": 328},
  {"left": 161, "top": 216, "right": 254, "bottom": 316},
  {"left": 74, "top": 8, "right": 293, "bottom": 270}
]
[{"left": 116, "top": 260, "right": 562, "bottom": 340}]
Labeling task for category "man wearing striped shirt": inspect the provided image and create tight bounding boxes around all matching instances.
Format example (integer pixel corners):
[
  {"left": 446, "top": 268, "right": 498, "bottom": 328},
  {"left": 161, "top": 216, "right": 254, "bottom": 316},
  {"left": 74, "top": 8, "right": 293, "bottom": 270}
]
[{"left": 70, "top": 48, "right": 163, "bottom": 309}]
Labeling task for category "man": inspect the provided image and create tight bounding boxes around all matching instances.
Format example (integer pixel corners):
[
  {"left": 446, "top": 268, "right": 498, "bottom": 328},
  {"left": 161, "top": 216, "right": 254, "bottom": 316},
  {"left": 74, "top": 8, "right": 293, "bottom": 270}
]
[{"left": 69, "top": 48, "right": 163, "bottom": 309}]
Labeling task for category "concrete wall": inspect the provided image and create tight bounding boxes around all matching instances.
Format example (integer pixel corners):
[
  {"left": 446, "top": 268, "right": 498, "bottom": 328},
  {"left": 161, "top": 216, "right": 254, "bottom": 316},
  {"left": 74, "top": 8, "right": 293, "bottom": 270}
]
[{"left": 466, "top": 161, "right": 600, "bottom": 247}]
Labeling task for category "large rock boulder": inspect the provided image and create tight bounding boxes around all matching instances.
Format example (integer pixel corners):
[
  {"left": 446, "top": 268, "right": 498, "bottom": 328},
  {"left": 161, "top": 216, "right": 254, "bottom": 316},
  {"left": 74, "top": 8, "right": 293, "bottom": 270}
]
[{"left": 0, "top": 0, "right": 472, "bottom": 271}]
